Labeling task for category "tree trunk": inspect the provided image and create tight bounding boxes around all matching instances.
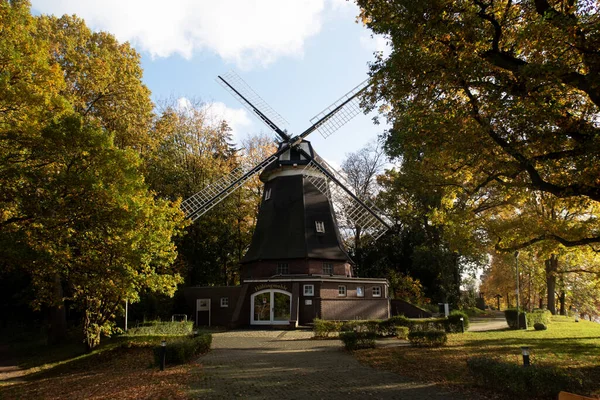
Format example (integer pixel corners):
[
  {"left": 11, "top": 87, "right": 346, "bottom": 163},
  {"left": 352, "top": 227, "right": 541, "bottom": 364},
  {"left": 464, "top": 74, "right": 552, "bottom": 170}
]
[
  {"left": 47, "top": 274, "right": 67, "bottom": 345},
  {"left": 559, "top": 291, "right": 566, "bottom": 315},
  {"left": 545, "top": 254, "right": 558, "bottom": 315}
]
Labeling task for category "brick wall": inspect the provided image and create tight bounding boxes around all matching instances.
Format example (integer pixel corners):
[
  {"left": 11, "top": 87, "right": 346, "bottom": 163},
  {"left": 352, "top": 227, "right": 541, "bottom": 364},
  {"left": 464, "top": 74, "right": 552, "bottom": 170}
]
[
  {"left": 321, "top": 298, "right": 390, "bottom": 320},
  {"left": 320, "top": 281, "right": 387, "bottom": 300}
]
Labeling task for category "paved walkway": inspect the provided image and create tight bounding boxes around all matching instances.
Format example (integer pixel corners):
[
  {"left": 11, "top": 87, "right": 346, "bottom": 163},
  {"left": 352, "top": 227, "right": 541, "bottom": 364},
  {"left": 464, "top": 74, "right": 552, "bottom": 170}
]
[{"left": 190, "top": 330, "right": 470, "bottom": 399}]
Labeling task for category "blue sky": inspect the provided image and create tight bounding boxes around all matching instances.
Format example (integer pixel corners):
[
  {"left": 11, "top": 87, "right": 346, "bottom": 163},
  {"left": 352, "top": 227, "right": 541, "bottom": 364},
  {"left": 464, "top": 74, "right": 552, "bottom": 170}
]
[{"left": 31, "top": 0, "right": 389, "bottom": 166}]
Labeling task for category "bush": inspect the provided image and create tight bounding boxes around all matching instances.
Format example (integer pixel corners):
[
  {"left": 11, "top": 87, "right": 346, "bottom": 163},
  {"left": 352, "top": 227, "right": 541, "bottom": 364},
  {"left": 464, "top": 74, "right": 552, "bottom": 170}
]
[
  {"left": 339, "top": 331, "right": 377, "bottom": 351},
  {"left": 408, "top": 330, "right": 447, "bottom": 347},
  {"left": 446, "top": 311, "right": 469, "bottom": 333},
  {"left": 152, "top": 333, "right": 212, "bottom": 366},
  {"left": 467, "top": 357, "right": 582, "bottom": 398},
  {"left": 127, "top": 320, "right": 193, "bottom": 336},
  {"left": 534, "top": 323, "right": 547, "bottom": 331},
  {"left": 313, "top": 319, "right": 342, "bottom": 338},
  {"left": 527, "top": 310, "right": 552, "bottom": 327},
  {"left": 395, "top": 326, "right": 409, "bottom": 340},
  {"left": 504, "top": 309, "right": 527, "bottom": 329}
]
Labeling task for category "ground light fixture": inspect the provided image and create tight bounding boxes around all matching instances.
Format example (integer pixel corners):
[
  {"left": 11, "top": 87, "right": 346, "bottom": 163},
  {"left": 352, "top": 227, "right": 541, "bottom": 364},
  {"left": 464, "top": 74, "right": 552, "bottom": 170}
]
[
  {"left": 460, "top": 317, "right": 465, "bottom": 333},
  {"left": 160, "top": 340, "right": 167, "bottom": 371},
  {"left": 521, "top": 346, "right": 530, "bottom": 367}
]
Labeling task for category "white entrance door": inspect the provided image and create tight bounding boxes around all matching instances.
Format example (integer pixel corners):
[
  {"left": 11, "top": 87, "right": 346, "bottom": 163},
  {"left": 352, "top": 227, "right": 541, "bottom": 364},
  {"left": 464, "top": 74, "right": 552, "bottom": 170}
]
[{"left": 251, "top": 289, "right": 291, "bottom": 325}]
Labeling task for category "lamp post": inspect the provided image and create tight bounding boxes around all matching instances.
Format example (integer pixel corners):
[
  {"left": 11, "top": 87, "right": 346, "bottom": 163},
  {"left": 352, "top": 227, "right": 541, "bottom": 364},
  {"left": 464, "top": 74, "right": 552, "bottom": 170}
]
[
  {"left": 514, "top": 251, "right": 520, "bottom": 329},
  {"left": 160, "top": 340, "right": 167, "bottom": 371},
  {"left": 460, "top": 317, "right": 465, "bottom": 333},
  {"left": 521, "top": 346, "right": 530, "bottom": 367}
]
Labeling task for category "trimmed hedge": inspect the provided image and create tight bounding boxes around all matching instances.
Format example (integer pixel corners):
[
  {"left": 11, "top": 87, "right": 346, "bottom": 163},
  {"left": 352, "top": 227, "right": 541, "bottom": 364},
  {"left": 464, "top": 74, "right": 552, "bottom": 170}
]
[
  {"left": 527, "top": 310, "right": 552, "bottom": 327},
  {"left": 504, "top": 309, "right": 527, "bottom": 329},
  {"left": 408, "top": 330, "right": 448, "bottom": 347},
  {"left": 127, "top": 321, "right": 193, "bottom": 336},
  {"left": 314, "top": 314, "right": 469, "bottom": 338},
  {"left": 467, "top": 357, "right": 582, "bottom": 398},
  {"left": 534, "top": 323, "right": 547, "bottom": 331},
  {"left": 152, "top": 333, "right": 212, "bottom": 365},
  {"left": 339, "top": 331, "right": 377, "bottom": 351},
  {"left": 395, "top": 326, "right": 409, "bottom": 340},
  {"left": 446, "top": 311, "right": 469, "bottom": 333},
  {"left": 313, "top": 319, "right": 342, "bottom": 337}
]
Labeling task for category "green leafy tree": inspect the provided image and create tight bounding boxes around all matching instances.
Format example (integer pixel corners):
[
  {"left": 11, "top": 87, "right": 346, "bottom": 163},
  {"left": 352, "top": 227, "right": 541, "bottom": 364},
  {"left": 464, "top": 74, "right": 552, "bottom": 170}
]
[
  {"left": 37, "top": 13, "right": 154, "bottom": 151},
  {"left": 358, "top": 0, "right": 600, "bottom": 249},
  {"left": 4, "top": 115, "right": 186, "bottom": 350}
]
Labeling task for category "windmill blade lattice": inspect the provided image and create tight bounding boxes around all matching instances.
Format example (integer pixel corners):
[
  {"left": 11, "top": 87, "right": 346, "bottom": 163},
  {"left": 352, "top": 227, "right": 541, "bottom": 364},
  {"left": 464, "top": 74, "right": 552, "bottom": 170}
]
[
  {"left": 181, "top": 155, "right": 278, "bottom": 221},
  {"left": 309, "top": 79, "right": 370, "bottom": 139},
  {"left": 302, "top": 157, "right": 391, "bottom": 241},
  {"left": 217, "top": 71, "right": 289, "bottom": 139}
]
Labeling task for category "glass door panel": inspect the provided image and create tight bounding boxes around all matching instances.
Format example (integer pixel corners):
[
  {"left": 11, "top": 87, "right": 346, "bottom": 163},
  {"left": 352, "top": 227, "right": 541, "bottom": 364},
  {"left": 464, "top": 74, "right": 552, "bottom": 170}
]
[
  {"left": 273, "top": 292, "right": 291, "bottom": 321},
  {"left": 254, "top": 292, "right": 271, "bottom": 322}
]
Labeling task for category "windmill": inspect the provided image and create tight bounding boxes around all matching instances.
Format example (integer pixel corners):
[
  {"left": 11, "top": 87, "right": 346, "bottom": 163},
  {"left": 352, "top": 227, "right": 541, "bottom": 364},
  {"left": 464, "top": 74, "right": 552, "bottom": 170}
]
[
  {"left": 181, "top": 72, "right": 390, "bottom": 240},
  {"left": 183, "top": 72, "right": 393, "bottom": 327}
]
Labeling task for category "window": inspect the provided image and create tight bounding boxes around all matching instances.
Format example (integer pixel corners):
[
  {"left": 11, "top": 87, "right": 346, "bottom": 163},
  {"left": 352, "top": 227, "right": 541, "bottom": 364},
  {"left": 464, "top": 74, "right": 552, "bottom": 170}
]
[
  {"left": 338, "top": 285, "right": 346, "bottom": 297},
  {"left": 264, "top": 188, "right": 271, "bottom": 200},
  {"left": 315, "top": 221, "right": 325, "bottom": 233},
  {"left": 220, "top": 297, "right": 229, "bottom": 307},
  {"left": 372, "top": 286, "right": 381, "bottom": 297},
  {"left": 303, "top": 284, "right": 314, "bottom": 296},
  {"left": 356, "top": 286, "right": 364, "bottom": 297},
  {"left": 323, "top": 263, "right": 333, "bottom": 275},
  {"left": 277, "top": 263, "right": 289, "bottom": 275}
]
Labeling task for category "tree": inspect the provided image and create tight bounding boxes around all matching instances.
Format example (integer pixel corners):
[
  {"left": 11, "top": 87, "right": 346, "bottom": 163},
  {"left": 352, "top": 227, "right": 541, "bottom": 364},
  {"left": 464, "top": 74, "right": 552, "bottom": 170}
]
[
  {"left": 37, "top": 13, "right": 154, "bottom": 151},
  {"left": 146, "top": 101, "right": 274, "bottom": 287},
  {"left": 341, "top": 140, "right": 387, "bottom": 252},
  {"left": 3, "top": 115, "right": 186, "bottom": 349},
  {"left": 358, "top": 0, "right": 600, "bottom": 248},
  {"left": 0, "top": 2, "right": 185, "bottom": 347}
]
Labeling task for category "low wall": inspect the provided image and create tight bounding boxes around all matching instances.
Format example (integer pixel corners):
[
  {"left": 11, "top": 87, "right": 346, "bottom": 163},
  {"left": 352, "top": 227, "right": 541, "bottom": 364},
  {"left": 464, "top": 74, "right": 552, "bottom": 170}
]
[{"left": 321, "top": 298, "right": 389, "bottom": 320}]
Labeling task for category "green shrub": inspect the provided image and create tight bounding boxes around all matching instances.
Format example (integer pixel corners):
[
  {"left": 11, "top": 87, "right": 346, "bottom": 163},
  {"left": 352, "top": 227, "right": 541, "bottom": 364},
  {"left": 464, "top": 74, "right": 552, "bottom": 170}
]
[
  {"left": 313, "top": 319, "right": 342, "bottom": 338},
  {"left": 127, "top": 321, "right": 193, "bottom": 336},
  {"left": 467, "top": 357, "right": 582, "bottom": 398},
  {"left": 339, "top": 331, "right": 377, "bottom": 351},
  {"left": 152, "top": 334, "right": 212, "bottom": 366},
  {"left": 446, "top": 311, "right": 469, "bottom": 333},
  {"left": 388, "top": 315, "right": 411, "bottom": 327},
  {"left": 504, "top": 309, "right": 527, "bottom": 329},
  {"left": 534, "top": 322, "right": 547, "bottom": 331},
  {"left": 395, "top": 326, "right": 409, "bottom": 340},
  {"left": 408, "top": 330, "right": 447, "bottom": 347},
  {"left": 407, "top": 318, "right": 447, "bottom": 332},
  {"left": 526, "top": 310, "right": 552, "bottom": 327}
]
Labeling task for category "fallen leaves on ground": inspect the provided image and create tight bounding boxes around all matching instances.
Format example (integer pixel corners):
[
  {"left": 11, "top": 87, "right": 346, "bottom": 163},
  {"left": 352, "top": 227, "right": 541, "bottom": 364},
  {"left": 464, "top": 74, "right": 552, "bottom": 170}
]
[{"left": 0, "top": 347, "right": 202, "bottom": 399}]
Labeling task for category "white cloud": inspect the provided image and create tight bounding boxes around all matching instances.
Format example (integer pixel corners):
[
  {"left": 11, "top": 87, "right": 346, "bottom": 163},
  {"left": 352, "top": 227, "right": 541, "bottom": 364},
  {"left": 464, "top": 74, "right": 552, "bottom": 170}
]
[
  {"left": 359, "top": 32, "right": 391, "bottom": 58},
  {"left": 32, "top": 0, "right": 326, "bottom": 68},
  {"left": 198, "top": 100, "right": 253, "bottom": 141}
]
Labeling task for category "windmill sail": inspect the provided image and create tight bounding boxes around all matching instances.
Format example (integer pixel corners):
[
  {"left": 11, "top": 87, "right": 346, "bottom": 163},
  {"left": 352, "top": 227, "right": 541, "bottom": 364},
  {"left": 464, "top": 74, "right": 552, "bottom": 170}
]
[
  {"left": 181, "top": 154, "right": 278, "bottom": 221},
  {"left": 309, "top": 79, "right": 370, "bottom": 139},
  {"left": 217, "top": 71, "right": 289, "bottom": 141},
  {"left": 302, "top": 156, "right": 391, "bottom": 241}
]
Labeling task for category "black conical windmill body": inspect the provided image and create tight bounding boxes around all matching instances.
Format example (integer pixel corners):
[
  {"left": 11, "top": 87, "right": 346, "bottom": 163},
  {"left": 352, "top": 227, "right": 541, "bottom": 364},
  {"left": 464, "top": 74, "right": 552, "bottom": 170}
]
[{"left": 181, "top": 71, "right": 391, "bottom": 281}]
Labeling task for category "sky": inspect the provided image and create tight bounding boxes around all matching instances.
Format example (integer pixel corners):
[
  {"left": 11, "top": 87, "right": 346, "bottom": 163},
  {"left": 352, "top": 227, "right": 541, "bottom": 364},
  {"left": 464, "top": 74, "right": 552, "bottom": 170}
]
[{"left": 31, "top": 0, "right": 390, "bottom": 167}]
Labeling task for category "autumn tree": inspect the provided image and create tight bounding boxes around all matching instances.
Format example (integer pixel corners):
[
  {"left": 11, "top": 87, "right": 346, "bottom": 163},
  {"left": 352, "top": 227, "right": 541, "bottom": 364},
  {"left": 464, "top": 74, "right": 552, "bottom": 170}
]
[
  {"left": 147, "top": 100, "right": 274, "bottom": 288},
  {"left": 37, "top": 13, "right": 154, "bottom": 151},
  {"left": 0, "top": 2, "right": 185, "bottom": 347},
  {"left": 358, "top": 0, "right": 600, "bottom": 249}
]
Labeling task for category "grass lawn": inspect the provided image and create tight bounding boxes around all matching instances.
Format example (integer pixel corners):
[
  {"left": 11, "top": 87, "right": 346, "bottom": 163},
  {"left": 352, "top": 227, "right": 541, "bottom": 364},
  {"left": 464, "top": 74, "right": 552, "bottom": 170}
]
[
  {"left": 0, "top": 335, "right": 205, "bottom": 399},
  {"left": 354, "top": 316, "right": 600, "bottom": 399}
]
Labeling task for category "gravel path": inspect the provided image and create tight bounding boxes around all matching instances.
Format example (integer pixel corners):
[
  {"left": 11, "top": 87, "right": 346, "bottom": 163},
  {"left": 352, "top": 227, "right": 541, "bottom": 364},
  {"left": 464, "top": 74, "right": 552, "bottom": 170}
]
[{"left": 190, "top": 330, "right": 471, "bottom": 399}]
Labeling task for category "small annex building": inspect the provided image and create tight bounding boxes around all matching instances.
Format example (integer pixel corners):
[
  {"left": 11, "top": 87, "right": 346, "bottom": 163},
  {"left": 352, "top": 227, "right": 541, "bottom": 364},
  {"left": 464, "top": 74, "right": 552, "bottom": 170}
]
[{"left": 184, "top": 141, "right": 390, "bottom": 328}]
